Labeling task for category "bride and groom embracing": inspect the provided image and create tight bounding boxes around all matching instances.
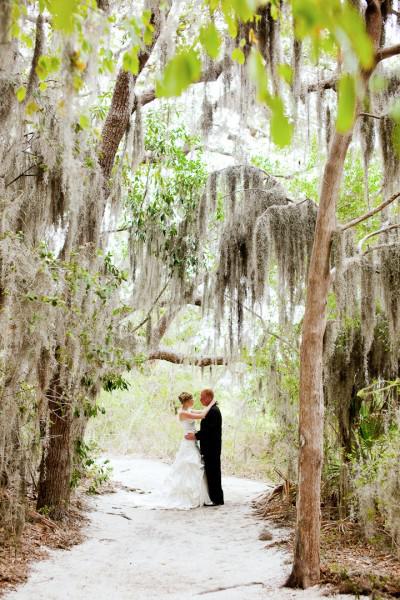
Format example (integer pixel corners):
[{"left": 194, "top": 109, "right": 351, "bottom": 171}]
[{"left": 146, "top": 388, "right": 224, "bottom": 510}]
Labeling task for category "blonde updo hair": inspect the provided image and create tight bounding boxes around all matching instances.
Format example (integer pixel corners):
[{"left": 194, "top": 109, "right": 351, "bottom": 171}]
[{"left": 178, "top": 392, "right": 193, "bottom": 405}]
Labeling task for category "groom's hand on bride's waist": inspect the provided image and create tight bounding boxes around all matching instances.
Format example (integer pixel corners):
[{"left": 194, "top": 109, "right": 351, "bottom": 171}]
[{"left": 185, "top": 432, "right": 196, "bottom": 440}]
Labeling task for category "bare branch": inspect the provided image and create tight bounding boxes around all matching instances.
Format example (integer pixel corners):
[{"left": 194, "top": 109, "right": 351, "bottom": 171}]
[
  {"left": 339, "top": 191, "right": 400, "bottom": 231},
  {"left": 147, "top": 350, "right": 226, "bottom": 367},
  {"left": 375, "top": 43, "right": 400, "bottom": 63},
  {"left": 363, "top": 241, "right": 400, "bottom": 256},
  {"left": 130, "top": 280, "right": 170, "bottom": 334},
  {"left": 300, "top": 76, "right": 337, "bottom": 95},
  {"left": 224, "top": 294, "right": 299, "bottom": 353},
  {"left": 358, "top": 111, "right": 383, "bottom": 120},
  {"left": 358, "top": 223, "right": 400, "bottom": 252}
]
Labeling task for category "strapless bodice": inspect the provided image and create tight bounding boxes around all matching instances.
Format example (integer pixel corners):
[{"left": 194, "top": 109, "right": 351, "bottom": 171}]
[{"left": 181, "top": 418, "right": 196, "bottom": 435}]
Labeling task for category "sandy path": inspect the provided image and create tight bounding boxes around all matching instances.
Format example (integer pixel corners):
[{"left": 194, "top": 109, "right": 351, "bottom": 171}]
[{"left": 5, "top": 457, "right": 354, "bottom": 600}]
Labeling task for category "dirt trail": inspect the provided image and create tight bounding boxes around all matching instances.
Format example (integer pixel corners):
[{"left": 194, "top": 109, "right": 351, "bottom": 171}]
[{"left": 5, "top": 457, "right": 354, "bottom": 600}]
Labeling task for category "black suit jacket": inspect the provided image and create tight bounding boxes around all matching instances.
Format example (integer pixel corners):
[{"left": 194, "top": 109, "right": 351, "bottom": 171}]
[{"left": 195, "top": 404, "right": 222, "bottom": 456}]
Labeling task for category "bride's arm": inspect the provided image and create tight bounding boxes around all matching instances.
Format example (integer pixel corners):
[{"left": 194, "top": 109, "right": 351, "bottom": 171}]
[{"left": 179, "top": 399, "right": 216, "bottom": 421}]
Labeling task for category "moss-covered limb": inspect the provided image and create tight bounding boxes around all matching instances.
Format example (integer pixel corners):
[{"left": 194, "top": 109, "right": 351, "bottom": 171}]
[
  {"left": 146, "top": 350, "right": 226, "bottom": 366},
  {"left": 131, "top": 60, "right": 224, "bottom": 117},
  {"left": 99, "top": 3, "right": 171, "bottom": 183}
]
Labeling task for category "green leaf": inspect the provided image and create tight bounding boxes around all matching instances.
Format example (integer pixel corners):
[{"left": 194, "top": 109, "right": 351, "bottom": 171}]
[
  {"left": 393, "top": 122, "right": 400, "bottom": 158},
  {"left": 231, "top": 47, "right": 245, "bottom": 65},
  {"left": 390, "top": 100, "right": 400, "bottom": 123},
  {"left": 229, "top": 0, "right": 254, "bottom": 22},
  {"left": 277, "top": 63, "right": 293, "bottom": 85},
  {"left": 79, "top": 114, "right": 90, "bottom": 129},
  {"left": 16, "top": 86, "right": 26, "bottom": 102},
  {"left": 270, "top": 99, "right": 293, "bottom": 147},
  {"left": 156, "top": 49, "right": 201, "bottom": 98},
  {"left": 199, "top": 22, "right": 221, "bottom": 59},
  {"left": 36, "top": 55, "right": 61, "bottom": 81},
  {"left": 248, "top": 48, "right": 268, "bottom": 104},
  {"left": 122, "top": 46, "right": 140, "bottom": 74},
  {"left": 47, "top": 0, "right": 79, "bottom": 34},
  {"left": 25, "top": 100, "right": 40, "bottom": 116},
  {"left": 336, "top": 74, "right": 356, "bottom": 133}
]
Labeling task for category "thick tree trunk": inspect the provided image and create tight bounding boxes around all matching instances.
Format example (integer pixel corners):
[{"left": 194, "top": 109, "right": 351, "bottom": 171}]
[
  {"left": 37, "top": 373, "right": 72, "bottom": 520},
  {"left": 287, "top": 1, "right": 383, "bottom": 587}
]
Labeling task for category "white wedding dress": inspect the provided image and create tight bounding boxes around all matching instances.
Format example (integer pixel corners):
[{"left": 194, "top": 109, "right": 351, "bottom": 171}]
[{"left": 135, "top": 417, "right": 211, "bottom": 510}]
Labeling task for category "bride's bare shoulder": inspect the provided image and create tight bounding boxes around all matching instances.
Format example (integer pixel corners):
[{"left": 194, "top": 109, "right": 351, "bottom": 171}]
[{"left": 178, "top": 409, "right": 191, "bottom": 420}]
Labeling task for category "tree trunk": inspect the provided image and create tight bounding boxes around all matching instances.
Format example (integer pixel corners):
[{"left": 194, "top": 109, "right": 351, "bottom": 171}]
[
  {"left": 287, "top": 132, "right": 352, "bottom": 588},
  {"left": 37, "top": 372, "right": 72, "bottom": 520},
  {"left": 287, "top": 1, "right": 383, "bottom": 587}
]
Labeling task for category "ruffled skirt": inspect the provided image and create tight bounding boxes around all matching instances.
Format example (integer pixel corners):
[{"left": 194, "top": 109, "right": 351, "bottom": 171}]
[{"left": 135, "top": 440, "right": 211, "bottom": 510}]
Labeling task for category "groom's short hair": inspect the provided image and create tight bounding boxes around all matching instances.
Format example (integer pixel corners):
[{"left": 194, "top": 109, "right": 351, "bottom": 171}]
[{"left": 202, "top": 388, "right": 214, "bottom": 402}]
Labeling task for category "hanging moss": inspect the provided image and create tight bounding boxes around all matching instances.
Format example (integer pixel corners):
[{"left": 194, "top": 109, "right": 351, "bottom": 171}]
[
  {"left": 200, "top": 166, "right": 288, "bottom": 338},
  {"left": 358, "top": 113, "right": 375, "bottom": 208},
  {"left": 253, "top": 198, "right": 317, "bottom": 322},
  {"left": 131, "top": 100, "right": 145, "bottom": 172},
  {"left": 375, "top": 75, "right": 400, "bottom": 199},
  {"left": 379, "top": 238, "right": 400, "bottom": 356}
]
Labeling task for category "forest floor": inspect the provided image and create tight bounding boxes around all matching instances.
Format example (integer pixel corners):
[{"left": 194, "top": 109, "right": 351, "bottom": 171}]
[{"left": 2, "top": 456, "right": 356, "bottom": 600}]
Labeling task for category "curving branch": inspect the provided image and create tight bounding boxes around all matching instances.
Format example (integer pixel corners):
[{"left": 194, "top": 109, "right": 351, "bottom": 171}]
[
  {"left": 132, "top": 60, "right": 224, "bottom": 115},
  {"left": 147, "top": 350, "right": 227, "bottom": 367},
  {"left": 358, "top": 223, "right": 400, "bottom": 252},
  {"left": 339, "top": 191, "right": 400, "bottom": 231}
]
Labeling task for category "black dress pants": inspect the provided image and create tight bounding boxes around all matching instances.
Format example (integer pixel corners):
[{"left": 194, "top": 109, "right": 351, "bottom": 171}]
[{"left": 203, "top": 451, "right": 224, "bottom": 505}]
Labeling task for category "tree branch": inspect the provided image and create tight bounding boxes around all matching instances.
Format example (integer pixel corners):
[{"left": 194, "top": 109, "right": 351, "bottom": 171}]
[
  {"left": 132, "top": 61, "right": 224, "bottom": 115},
  {"left": 130, "top": 280, "right": 170, "bottom": 333},
  {"left": 375, "top": 43, "right": 400, "bottom": 63},
  {"left": 339, "top": 191, "right": 400, "bottom": 231},
  {"left": 358, "top": 111, "right": 383, "bottom": 120},
  {"left": 358, "top": 223, "right": 400, "bottom": 252},
  {"left": 363, "top": 241, "right": 400, "bottom": 256},
  {"left": 300, "top": 76, "right": 337, "bottom": 95},
  {"left": 98, "top": 4, "right": 170, "bottom": 182},
  {"left": 147, "top": 350, "right": 226, "bottom": 367},
  {"left": 26, "top": 13, "right": 44, "bottom": 99}
]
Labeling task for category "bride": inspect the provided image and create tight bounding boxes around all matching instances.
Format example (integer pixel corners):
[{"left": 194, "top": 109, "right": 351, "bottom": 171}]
[{"left": 140, "top": 391, "right": 215, "bottom": 509}]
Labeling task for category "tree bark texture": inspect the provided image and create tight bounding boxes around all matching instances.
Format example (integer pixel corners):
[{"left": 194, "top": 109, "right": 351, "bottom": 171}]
[
  {"left": 98, "top": 3, "right": 169, "bottom": 182},
  {"left": 147, "top": 350, "right": 226, "bottom": 367},
  {"left": 37, "top": 372, "right": 73, "bottom": 520},
  {"left": 287, "top": 1, "right": 383, "bottom": 588}
]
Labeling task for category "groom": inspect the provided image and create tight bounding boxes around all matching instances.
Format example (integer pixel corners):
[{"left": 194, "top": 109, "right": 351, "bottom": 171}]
[{"left": 185, "top": 388, "right": 224, "bottom": 506}]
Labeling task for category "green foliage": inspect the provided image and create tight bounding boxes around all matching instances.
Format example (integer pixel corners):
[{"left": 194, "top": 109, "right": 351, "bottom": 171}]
[
  {"left": 102, "top": 373, "right": 131, "bottom": 393},
  {"left": 71, "top": 440, "right": 112, "bottom": 494},
  {"left": 336, "top": 74, "right": 356, "bottom": 133},
  {"left": 248, "top": 48, "right": 293, "bottom": 147},
  {"left": 123, "top": 109, "right": 207, "bottom": 277},
  {"left": 199, "top": 22, "right": 221, "bottom": 59},
  {"left": 156, "top": 49, "right": 202, "bottom": 98}
]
